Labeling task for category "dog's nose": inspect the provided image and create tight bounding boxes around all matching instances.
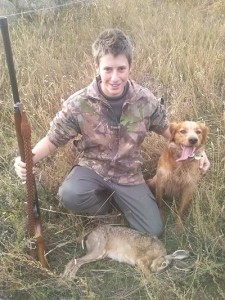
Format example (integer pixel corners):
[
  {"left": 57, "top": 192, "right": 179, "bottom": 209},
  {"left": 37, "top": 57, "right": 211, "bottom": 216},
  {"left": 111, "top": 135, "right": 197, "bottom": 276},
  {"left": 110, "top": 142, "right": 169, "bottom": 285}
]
[{"left": 189, "top": 137, "right": 198, "bottom": 145}]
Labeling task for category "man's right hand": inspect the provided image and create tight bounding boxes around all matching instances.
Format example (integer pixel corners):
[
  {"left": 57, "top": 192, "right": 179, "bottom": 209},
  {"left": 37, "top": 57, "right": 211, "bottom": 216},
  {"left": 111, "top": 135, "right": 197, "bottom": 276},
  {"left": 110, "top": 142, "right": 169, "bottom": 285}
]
[
  {"left": 14, "top": 156, "right": 27, "bottom": 180},
  {"left": 14, "top": 137, "right": 57, "bottom": 181}
]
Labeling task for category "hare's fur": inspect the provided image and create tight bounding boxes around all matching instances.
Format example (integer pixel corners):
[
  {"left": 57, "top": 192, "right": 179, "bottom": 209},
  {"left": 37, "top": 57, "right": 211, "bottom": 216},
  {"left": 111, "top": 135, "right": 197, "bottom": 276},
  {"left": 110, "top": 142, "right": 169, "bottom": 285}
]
[{"left": 62, "top": 225, "right": 188, "bottom": 280}]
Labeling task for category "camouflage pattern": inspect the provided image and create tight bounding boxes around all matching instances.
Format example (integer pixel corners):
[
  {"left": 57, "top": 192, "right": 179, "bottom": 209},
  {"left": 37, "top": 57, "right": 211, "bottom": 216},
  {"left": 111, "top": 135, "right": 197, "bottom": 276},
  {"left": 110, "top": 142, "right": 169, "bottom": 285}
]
[{"left": 47, "top": 77, "right": 169, "bottom": 185}]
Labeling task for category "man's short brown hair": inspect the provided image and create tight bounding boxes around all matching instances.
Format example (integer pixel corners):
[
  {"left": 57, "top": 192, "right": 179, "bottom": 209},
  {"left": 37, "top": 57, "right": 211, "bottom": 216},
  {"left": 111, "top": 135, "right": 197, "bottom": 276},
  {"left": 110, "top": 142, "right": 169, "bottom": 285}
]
[{"left": 92, "top": 28, "right": 133, "bottom": 67}]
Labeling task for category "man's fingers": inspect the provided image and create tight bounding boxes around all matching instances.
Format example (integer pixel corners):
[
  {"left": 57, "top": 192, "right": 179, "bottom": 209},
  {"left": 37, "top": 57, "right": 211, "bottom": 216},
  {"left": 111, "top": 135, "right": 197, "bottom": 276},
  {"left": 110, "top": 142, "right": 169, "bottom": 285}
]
[
  {"left": 14, "top": 156, "right": 37, "bottom": 180},
  {"left": 15, "top": 168, "right": 27, "bottom": 180},
  {"left": 14, "top": 156, "right": 26, "bottom": 167},
  {"left": 14, "top": 156, "right": 27, "bottom": 180},
  {"left": 199, "top": 152, "right": 210, "bottom": 174},
  {"left": 200, "top": 162, "right": 210, "bottom": 174}
]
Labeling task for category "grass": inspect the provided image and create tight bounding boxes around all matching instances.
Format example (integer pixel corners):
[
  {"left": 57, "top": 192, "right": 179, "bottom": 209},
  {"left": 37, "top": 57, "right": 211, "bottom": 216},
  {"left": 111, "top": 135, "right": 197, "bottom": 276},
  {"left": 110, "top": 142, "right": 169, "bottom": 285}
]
[{"left": 0, "top": 0, "right": 225, "bottom": 299}]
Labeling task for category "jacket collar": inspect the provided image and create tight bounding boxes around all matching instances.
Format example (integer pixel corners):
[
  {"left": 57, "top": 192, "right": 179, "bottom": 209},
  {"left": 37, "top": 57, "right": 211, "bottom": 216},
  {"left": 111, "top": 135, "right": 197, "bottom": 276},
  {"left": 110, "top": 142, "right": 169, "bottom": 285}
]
[{"left": 86, "top": 77, "right": 143, "bottom": 104}]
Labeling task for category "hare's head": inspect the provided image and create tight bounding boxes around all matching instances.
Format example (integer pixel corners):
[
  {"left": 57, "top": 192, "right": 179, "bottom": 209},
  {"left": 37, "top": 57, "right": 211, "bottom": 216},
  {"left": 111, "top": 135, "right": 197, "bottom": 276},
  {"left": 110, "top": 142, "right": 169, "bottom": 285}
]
[{"left": 150, "top": 250, "right": 190, "bottom": 273}]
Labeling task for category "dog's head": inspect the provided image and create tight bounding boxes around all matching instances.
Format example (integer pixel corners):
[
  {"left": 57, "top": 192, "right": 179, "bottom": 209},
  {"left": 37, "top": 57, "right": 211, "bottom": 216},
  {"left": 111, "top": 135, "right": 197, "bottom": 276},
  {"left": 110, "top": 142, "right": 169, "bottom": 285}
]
[{"left": 170, "top": 121, "right": 208, "bottom": 148}]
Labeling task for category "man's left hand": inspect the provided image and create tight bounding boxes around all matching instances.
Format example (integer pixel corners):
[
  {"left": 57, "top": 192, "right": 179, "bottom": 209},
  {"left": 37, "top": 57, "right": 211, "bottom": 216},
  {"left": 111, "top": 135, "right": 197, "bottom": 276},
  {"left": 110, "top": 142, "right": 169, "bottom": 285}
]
[{"left": 200, "top": 151, "right": 210, "bottom": 174}]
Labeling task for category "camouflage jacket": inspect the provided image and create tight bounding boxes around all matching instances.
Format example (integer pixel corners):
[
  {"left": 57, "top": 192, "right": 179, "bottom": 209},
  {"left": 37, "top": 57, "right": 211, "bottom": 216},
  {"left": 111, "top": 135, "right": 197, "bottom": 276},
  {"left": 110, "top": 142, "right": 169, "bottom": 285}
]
[{"left": 47, "top": 77, "right": 169, "bottom": 185}]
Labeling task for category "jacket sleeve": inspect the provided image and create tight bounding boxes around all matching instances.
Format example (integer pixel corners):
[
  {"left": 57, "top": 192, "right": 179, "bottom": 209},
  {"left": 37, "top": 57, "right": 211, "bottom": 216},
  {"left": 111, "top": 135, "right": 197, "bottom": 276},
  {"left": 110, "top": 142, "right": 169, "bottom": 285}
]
[
  {"left": 149, "top": 98, "right": 169, "bottom": 133},
  {"left": 46, "top": 98, "right": 81, "bottom": 147}
]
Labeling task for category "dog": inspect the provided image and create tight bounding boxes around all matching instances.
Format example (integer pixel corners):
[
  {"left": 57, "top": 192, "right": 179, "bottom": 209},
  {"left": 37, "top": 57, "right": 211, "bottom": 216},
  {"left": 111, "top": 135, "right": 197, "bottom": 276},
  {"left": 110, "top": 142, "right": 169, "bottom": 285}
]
[{"left": 147, "top": 121, "right": 208, "bottom": 231}]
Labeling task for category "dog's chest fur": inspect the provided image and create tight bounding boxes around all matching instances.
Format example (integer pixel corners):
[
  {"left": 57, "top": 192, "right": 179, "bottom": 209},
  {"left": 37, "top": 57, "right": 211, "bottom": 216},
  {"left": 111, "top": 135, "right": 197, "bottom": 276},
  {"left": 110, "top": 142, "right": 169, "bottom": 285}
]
[{"left": 158, "top": 148, "right": 201, "bottom": 197}]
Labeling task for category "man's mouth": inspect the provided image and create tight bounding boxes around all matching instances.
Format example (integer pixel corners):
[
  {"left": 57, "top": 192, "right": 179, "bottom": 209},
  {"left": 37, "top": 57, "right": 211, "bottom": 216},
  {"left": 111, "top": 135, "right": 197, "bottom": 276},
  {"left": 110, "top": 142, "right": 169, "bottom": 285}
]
[{"left": 110, "top": 84, "right": 120, "bottom": 89}]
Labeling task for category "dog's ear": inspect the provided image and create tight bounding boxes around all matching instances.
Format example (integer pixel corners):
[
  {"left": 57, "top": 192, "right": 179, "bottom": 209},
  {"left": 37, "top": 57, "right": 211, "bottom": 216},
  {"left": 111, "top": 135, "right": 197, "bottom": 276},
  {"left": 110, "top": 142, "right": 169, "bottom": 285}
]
[
  {"left": 169, "top": 122, "right": 178, "bottom": 141},
  {"left": 199, "top": 123, "right": 209, "bottom": 145}
]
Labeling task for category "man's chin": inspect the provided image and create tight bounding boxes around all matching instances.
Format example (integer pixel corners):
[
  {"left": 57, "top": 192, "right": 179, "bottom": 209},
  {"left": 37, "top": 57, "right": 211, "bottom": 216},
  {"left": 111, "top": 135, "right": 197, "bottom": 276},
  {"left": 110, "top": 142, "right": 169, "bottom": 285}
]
[{"left": 109, "top": 89, "right": 123, "bottom": 97}]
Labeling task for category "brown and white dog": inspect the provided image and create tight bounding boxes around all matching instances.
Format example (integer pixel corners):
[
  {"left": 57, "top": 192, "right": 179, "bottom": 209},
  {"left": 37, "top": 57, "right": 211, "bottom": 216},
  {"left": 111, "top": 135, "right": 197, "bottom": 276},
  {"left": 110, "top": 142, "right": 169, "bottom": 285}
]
[{"left": 147, "top": 121, "right": 208, "bottom": 231}]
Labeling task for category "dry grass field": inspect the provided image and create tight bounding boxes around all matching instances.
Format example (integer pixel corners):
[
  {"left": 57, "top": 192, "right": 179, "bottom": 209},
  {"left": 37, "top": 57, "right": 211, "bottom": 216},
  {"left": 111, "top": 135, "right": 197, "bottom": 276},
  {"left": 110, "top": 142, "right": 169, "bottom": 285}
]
[{"left": 0, "top": 0, "right": 225, "bottom": 299}]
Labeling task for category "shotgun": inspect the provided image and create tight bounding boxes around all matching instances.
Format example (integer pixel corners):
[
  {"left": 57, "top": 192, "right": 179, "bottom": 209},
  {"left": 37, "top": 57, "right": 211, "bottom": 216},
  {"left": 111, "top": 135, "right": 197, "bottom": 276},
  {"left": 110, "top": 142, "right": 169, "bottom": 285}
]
[{"left": 0, "top": 16, "right": 49, "bottom": 268}]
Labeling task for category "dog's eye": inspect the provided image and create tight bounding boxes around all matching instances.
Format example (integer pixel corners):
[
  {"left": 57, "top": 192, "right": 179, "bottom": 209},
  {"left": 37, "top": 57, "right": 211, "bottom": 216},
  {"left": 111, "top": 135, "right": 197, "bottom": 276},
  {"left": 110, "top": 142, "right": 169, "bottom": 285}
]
[
  {"left": 179, "top": 130, "right": 187, "bottom": 134},
  {"left": 196, "top": 130, "right": 202, "bottom": 134}
]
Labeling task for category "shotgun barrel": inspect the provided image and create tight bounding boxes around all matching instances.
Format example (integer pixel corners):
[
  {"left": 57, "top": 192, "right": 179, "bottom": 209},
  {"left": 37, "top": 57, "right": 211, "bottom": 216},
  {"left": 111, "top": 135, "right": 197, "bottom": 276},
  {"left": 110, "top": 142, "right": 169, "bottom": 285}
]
[{"left": 0, "top": 16, "right": 49, "bottom": 268}]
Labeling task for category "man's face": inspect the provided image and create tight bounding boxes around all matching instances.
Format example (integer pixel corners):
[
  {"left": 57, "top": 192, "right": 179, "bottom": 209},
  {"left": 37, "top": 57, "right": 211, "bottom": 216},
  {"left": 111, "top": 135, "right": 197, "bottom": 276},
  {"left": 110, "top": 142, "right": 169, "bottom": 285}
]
[{"left": 96, "top": 53, "right": 131, "bottom": 98}]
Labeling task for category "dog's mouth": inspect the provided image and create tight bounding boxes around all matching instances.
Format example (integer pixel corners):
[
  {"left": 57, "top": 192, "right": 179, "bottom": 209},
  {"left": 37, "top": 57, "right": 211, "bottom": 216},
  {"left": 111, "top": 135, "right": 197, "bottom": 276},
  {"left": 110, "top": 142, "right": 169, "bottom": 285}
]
[{"left": 176, "top": 145, "right": 196, "bottom": 162}]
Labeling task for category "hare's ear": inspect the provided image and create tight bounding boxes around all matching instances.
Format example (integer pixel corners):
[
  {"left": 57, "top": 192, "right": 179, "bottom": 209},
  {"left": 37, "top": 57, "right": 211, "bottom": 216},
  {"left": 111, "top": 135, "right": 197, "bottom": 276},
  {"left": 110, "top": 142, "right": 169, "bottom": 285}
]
[{"left": 166, "top": 250, "right": 190, "bottom": 260}]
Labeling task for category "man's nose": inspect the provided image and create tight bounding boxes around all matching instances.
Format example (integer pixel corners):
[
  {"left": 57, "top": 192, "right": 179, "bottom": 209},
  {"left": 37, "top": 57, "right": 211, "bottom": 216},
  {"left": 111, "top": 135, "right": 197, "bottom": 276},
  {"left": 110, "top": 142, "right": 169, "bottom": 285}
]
[{"left": 111, "top": 70, "right": 119, "bottom": 81}]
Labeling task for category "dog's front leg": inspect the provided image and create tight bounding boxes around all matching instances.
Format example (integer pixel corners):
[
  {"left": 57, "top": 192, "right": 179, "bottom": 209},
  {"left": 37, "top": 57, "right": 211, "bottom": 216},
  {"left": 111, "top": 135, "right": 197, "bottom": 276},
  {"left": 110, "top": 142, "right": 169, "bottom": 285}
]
[
  {"left": 155, "top": 183, "right": 165, "bottom": 220},
  {"left": 175, "top": 188, "right": 194, "bottom": 232}
]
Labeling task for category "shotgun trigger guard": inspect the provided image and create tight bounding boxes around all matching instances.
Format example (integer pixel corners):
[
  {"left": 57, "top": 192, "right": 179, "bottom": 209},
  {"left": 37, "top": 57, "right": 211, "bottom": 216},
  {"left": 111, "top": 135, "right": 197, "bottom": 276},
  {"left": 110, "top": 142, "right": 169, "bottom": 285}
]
[
  {"left": 13, "top": 102, "right": 24, "bottom": 113},
  {"left": 27, "top": 238, "right": 37, "bottom": 250}
]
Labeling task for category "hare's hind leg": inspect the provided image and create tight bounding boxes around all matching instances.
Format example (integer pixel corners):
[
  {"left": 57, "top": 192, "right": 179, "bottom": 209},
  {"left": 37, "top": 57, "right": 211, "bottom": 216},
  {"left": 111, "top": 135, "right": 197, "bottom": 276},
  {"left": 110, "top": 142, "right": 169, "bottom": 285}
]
[{"left": 62, "top": 231, "right": 107, "bottom": 280}]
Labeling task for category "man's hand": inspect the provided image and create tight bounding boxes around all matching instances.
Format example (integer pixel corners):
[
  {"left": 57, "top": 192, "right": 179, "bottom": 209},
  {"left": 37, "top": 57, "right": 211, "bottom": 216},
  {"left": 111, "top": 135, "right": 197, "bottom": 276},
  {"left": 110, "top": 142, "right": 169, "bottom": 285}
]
[
  {"left": 199, "top": 151, "right": 210, "bottom": 174},
  {"left": 14, "top": 156, "right": 27, "bottom": 180}
]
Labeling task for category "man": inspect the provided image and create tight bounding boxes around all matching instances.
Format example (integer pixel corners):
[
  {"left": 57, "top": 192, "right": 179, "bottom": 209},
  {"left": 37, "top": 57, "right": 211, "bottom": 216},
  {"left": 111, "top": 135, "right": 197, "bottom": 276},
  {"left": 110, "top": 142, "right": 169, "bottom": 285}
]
[{"left": 14, "top": 28, "right": 210, "bottom": 236}]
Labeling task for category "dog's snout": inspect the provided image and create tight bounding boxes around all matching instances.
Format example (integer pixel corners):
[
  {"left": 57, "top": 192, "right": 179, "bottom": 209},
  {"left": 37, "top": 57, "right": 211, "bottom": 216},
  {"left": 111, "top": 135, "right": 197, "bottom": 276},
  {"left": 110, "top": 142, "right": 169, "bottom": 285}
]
[{"left": 188, "top": 137, "right": 198, "bottom": 145}]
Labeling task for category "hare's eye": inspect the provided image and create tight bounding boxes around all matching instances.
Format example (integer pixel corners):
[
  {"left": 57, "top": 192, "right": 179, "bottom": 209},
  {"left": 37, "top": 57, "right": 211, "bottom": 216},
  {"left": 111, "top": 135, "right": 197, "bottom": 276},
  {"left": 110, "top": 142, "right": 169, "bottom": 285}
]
[{"left": 161, "top": 261, "right": 168, "bottom": 268}]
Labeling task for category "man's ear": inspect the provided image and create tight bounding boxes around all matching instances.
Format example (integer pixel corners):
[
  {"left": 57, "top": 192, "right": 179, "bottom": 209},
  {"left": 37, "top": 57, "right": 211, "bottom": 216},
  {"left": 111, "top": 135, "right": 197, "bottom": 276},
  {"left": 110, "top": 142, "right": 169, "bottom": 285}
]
[{"left": 95, "top": 63, "right": 99, "bottom": 74}]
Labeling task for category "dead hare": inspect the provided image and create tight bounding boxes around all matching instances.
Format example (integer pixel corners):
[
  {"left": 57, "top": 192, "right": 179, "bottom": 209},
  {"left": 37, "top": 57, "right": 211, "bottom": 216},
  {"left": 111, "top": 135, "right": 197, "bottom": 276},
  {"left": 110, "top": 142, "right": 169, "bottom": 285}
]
[{"left": 62, "top": 225, "right": 189, "bottom": 280}]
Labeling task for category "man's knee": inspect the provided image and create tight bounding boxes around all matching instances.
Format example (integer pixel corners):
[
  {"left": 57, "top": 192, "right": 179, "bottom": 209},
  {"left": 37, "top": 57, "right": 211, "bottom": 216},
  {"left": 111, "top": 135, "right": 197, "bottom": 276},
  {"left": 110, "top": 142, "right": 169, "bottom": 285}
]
[
  {"left": 58, "top": 181, "right": 92, "bottom": 211},
  {"left": 135, "top": 220, "right": 164, "bottom": 237},
  {"left": 140, "top": 212, "right": 164, "bottom": 236},
  {"left": 125, "top": 210, "right": 164, "bottom": 237},
  {"left": 58, "top": 182, "right": 110, "bottom": 214},
  {"left": 148, "top": 219, "right": 164, "bottom": 237}
]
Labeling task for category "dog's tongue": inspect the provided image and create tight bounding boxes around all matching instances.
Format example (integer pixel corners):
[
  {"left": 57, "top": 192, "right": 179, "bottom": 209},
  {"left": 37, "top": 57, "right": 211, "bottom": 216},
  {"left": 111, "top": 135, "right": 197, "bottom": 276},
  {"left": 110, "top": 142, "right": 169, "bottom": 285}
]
[{"left": 176, "top": 146, "right": 195, "bottom": 162}]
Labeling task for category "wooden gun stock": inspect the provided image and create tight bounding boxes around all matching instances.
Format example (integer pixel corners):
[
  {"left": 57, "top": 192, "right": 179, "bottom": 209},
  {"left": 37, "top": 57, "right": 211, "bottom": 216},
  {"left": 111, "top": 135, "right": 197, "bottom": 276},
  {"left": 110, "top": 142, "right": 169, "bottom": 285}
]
[{"left": 0, "top": 17, "right": 49, "bottom": 268}]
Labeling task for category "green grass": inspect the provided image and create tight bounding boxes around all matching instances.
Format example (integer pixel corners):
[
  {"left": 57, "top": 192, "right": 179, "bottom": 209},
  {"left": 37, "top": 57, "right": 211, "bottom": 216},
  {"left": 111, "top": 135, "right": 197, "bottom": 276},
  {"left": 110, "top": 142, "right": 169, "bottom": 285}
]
[{"left": 1, "top": 0, "right": 225, "bottom": 299}]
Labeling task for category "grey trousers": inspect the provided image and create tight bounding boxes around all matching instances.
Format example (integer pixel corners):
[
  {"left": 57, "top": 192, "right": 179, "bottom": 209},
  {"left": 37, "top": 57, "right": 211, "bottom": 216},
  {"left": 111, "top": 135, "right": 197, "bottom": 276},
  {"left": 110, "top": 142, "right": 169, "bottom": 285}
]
[{"left": 58, "top": 166, "right": 164, "bottom": 236}]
